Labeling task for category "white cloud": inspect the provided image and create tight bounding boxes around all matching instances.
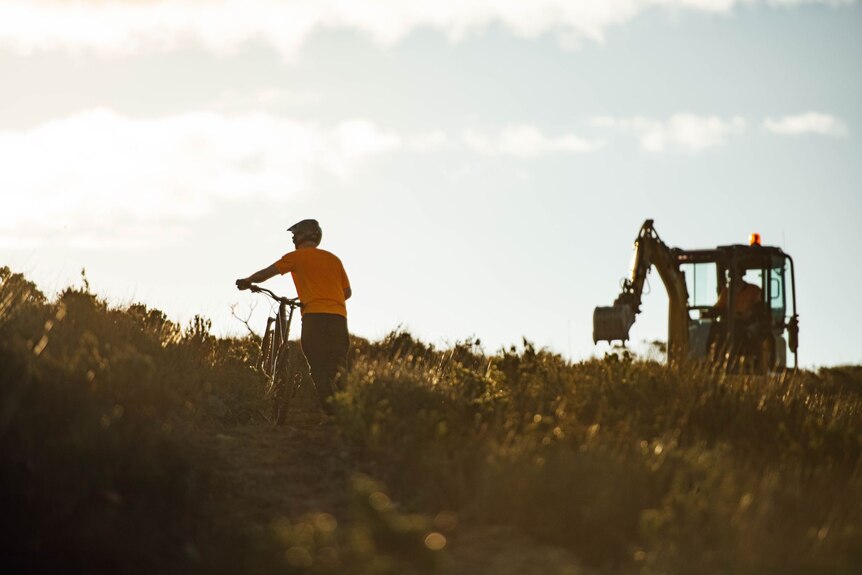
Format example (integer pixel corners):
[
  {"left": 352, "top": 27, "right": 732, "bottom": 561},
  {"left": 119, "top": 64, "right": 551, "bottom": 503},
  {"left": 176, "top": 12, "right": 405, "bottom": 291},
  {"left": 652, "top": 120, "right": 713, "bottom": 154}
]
[
  {"left": 0, "top": 0, "right": 855, "bottom": 58},
  {"left": 206, "top": 88, "right": 319, "bottom": 112},
  {"left": 0, "top": 106, "right": 848, "bottom": 249},
  {"left": 0, "top": 108, "right": 400, "bottom": 249},
  {"left": 763, "top": 112, "right": 848, "bottom": 137},
  {"left": 463, "top": 124, "right": 603, "bottom": 157},
  {"left": 593, "top": 114, "right": 746, "bottom": 153},
  {"left": 0, "top": 110, "right": 606, "bottom": 249},
  {"left": 407, "top": 130, "right": 449, "bottom": 152}
]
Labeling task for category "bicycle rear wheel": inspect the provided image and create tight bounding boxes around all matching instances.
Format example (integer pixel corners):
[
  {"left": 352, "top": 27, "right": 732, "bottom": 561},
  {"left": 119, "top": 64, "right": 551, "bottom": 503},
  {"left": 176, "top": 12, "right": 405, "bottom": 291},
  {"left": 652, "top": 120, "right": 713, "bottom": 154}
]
[{"left": 271, "top": 344, "right": 298, "bottom": 425}]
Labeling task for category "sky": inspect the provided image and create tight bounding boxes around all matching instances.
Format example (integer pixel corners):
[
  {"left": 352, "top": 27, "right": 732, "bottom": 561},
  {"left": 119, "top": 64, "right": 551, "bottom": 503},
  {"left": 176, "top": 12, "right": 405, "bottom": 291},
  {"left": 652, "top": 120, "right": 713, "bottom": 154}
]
[{"left": 1, "top": 0, "right": 860, "bottom": 367}]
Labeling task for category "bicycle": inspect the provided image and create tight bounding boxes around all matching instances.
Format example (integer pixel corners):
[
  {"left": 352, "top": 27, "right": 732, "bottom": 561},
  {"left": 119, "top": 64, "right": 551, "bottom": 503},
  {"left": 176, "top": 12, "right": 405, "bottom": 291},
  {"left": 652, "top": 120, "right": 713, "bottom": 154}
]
[{"left": 250, "top": 285, "right": 302, "bottom": 425}]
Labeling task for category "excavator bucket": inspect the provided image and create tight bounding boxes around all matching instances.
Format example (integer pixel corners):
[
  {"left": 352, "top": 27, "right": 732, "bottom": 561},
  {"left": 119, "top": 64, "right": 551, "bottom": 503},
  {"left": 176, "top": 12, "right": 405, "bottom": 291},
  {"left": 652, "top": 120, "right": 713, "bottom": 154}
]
[{"left": 593, "top": 304, "right": 636, "bottom": 343}]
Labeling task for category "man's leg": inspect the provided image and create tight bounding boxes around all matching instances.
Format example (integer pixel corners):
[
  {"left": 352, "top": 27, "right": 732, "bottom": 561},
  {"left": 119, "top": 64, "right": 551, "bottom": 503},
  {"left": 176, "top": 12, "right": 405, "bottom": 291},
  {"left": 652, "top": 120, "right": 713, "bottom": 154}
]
[{"left": 301, "top": 314, "right": 349, "bottom": 411}]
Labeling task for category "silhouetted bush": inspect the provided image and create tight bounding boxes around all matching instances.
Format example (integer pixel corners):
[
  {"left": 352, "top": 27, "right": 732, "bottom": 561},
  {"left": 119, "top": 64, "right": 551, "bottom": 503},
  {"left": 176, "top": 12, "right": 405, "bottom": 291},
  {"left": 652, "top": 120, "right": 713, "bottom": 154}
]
[{"left": 0, "top": 267, "right": 263, "bottom": 573}]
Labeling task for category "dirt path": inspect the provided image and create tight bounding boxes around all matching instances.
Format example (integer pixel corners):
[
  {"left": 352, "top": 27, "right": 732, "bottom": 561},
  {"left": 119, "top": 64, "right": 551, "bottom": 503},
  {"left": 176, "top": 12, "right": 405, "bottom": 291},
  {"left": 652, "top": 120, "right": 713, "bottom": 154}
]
[
  {"left": 198, "top": 409, "right": 350, "bottom": 529},
  {"left": 195, "top": 409, "right": 588, "bottom": 575}
]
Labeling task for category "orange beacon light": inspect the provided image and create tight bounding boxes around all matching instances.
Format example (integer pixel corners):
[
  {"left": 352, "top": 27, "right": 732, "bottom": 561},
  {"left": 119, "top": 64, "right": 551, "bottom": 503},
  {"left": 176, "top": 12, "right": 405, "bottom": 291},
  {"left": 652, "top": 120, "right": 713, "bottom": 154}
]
[{"left": 749, "top": 233, "right": 762, "bottom": 246}]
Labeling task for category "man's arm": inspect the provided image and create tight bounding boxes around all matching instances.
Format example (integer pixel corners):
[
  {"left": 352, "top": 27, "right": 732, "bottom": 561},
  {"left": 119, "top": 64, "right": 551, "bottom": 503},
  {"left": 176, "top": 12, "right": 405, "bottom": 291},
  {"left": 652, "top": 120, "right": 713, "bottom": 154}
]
[
  {"left": 344, "top": 286, "right": 352, "bottom": 300},
  {"left": 705, "top": 287, "right": 728, "bottom": 318},
  {"left": 236, "top": 264, "right": 280, "bottom": 290}
]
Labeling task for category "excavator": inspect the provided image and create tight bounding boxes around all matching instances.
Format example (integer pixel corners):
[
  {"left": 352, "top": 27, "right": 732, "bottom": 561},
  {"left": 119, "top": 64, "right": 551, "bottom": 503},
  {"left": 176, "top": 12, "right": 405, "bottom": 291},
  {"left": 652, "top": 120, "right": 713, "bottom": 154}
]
[{"left": 594, "top": 220, "right": 799, "bottom": 371}]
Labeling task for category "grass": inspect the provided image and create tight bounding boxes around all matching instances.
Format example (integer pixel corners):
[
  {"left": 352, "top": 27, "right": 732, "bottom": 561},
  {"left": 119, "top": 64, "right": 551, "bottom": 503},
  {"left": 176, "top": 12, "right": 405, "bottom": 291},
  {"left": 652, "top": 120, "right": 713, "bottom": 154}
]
[
  {"left": 2, "top": 266, "right": 860, "bottom": 574},
  {"left": 335, "top": 335, "right": 862, "bottom": 574}
]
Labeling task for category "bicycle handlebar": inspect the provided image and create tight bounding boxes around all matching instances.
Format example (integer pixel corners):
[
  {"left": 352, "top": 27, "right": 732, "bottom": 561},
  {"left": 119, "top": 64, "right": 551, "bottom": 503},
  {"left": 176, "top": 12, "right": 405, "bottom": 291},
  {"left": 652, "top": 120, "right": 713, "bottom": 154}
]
[{"left": 249, "top": 285, "right": 302, "bottom": 307}]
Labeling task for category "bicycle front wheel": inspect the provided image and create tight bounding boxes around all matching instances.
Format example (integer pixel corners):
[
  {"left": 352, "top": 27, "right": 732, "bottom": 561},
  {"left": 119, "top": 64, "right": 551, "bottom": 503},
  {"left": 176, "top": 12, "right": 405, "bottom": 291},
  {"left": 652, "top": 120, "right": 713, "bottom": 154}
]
[{"left": 260, "top": 316, "right": 277, "bottom": 378}]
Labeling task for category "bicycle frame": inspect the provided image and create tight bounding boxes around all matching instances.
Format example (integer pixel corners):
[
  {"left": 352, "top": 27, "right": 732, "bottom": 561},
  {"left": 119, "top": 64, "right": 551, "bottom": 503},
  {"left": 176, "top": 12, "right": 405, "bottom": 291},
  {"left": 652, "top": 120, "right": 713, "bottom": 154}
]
[{"left": 250, "top": 285, "right": 302, "bottom": 424}]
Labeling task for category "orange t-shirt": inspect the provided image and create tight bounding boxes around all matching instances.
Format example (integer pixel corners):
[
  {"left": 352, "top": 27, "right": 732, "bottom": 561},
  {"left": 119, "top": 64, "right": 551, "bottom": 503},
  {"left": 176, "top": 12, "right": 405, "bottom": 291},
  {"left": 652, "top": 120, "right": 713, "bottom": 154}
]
[
  {"left": 715, "top": 282, "right": 762, "bottom": 318},
  {"left": 274, "top": 248, "right": 350, "bottom": 317}
]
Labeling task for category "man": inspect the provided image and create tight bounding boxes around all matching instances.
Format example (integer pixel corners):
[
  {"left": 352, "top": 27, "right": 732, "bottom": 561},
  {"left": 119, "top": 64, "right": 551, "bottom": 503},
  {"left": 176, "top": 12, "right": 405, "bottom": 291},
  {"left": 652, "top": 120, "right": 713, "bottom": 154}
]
[
  {"left": 236, "top": 219, "right": 351, "bottom": 411},
  {"left": 707, "top": 268, "right": 763, "bottom": 359},
  {"left": 712, "top": 268, "right": 762, "bottom": 321}
]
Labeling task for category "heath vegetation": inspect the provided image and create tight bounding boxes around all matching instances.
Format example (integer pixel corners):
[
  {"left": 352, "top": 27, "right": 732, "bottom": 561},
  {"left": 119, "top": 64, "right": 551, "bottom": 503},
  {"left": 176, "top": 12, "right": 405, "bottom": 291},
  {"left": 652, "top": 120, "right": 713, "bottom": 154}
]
[{"left": 2, "top": 266, "right": 860, "bottom": 574}]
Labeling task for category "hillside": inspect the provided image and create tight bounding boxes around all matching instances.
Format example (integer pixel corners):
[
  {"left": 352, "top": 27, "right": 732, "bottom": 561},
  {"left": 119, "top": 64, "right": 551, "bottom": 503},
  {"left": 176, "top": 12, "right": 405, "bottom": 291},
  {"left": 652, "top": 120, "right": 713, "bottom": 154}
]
[{"left": 2, "top": 266, "right": 860, "bottom": 574}]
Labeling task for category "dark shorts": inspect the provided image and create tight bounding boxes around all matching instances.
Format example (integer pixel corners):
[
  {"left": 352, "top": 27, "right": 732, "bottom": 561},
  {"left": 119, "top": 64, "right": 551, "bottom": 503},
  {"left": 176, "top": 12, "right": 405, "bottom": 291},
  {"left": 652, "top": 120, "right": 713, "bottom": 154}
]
[{"left": 300, "top": 313, "right": 349, "bottom": 404}]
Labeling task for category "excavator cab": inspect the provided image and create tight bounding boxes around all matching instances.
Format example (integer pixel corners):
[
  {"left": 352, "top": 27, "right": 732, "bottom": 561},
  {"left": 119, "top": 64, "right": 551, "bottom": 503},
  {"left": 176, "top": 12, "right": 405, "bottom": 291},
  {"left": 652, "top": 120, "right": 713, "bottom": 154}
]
[
  {"left": 679, "top": 245, "right": 798, "bottom": 370},
  {"left": 594, "top": 220, "right": 798, "bottom": 371}
]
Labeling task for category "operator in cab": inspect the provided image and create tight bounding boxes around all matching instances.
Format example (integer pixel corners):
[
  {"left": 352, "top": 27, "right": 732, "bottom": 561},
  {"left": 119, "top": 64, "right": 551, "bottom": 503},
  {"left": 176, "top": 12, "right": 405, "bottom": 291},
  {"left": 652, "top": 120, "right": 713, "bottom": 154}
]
[
  {"left": 706, "top": 267, "right": 763, "bottom": 358},
  {"left": 712, "top": 268, "right": 762, "bottom": 321}
]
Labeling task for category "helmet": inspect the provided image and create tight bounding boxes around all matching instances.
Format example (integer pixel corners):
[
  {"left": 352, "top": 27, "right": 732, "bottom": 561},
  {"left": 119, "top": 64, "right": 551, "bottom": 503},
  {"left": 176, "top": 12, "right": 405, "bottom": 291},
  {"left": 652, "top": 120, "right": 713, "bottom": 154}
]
[{"left": 288, "top": 219, "right": 322, "bottom": 246}]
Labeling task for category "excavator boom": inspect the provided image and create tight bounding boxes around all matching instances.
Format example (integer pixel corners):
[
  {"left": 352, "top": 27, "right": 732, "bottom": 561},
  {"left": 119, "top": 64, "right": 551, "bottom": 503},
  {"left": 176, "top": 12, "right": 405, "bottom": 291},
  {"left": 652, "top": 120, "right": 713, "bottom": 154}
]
[
  {"left": 593, "top": 220, "right": 658, "bottom": 344},
  {"left": 593, "top": 219, "right": 690, "bottom": 361}
]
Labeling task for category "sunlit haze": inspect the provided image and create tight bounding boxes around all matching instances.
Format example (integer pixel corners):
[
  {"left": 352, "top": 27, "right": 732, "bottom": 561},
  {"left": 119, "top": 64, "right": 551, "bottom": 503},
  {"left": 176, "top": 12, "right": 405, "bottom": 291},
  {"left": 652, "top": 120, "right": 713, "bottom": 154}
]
[{"left": 2, "top": 0, "right": 860, "bottom": 366}]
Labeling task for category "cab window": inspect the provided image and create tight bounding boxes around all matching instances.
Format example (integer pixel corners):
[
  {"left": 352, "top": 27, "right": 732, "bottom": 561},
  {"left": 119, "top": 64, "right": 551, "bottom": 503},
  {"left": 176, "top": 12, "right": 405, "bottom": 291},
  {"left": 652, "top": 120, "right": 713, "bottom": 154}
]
[
  {"left": 682, "top": 262, "right": 719, "bottom": 308},
  {"left": 770, "top": 257, "right": 790, "bottom": 322}
]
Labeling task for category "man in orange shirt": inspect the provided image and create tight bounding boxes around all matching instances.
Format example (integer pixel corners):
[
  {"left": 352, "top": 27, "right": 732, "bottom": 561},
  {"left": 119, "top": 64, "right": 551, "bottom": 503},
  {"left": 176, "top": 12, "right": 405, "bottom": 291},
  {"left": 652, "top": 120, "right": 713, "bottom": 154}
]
[
  {"left": 713, "top": 269, "right": 762, "bottom": 321},
  {"left": 236, "top": 219, "right": 351, "bottom": 411},
  {"left": 707, "top": 268, "right": 763, "bottom": 358}
]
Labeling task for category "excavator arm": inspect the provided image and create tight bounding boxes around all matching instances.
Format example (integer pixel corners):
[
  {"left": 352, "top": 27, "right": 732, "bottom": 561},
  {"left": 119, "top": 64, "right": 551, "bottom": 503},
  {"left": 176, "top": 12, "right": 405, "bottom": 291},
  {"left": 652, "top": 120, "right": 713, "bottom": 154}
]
[{"left": 593, "top": 220, "right": 690, "bottom": 362}]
